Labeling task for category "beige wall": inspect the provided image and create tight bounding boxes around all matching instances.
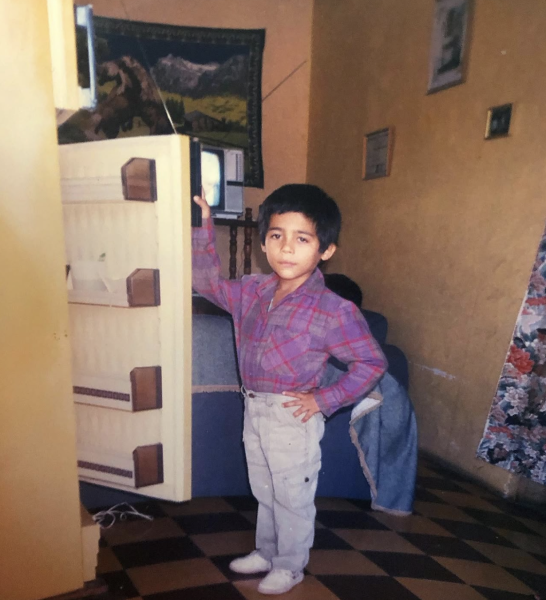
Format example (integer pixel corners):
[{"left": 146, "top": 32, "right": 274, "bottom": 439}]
[
  {"left": 0, "top": 1, "right": 84, "bottom": 599},
  {"left": 75, "top": 0, "right": 314, "bottom": 275},
  {"left": 308, "top": 0, "right": 546, "bottom": 501}
]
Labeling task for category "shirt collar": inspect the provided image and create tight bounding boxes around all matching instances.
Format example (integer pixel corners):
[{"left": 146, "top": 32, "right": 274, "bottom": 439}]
[{"left": 256, "top": 268, "right": 325, "bottom": 302}]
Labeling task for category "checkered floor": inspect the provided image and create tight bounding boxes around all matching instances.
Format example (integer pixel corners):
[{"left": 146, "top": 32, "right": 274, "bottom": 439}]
[{"left": 94, "top": 459, "right": 546, "bottom": 599}]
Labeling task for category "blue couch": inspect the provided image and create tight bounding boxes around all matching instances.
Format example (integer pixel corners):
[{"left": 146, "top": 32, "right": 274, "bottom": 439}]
[{"left": 192, "top": 309, "right": 410, "bottom": 499}]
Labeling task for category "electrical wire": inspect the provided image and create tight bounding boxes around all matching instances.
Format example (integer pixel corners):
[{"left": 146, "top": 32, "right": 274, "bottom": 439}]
[{"left": 92, "top": 502, "right": 154, "bottom": 529}]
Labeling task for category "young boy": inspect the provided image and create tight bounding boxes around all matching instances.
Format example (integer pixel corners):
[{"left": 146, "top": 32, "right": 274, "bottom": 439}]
[{"left": 192, "top": 184, "right": 386, "bottom": 595}]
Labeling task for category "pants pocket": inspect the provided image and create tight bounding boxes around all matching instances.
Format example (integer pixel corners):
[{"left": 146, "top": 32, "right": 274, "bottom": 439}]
[{"left": 273, "top": 462, "right": 320, "bottom": 510}]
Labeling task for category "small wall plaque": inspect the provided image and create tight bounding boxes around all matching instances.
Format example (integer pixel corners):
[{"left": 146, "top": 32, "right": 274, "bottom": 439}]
[
  {"left": 363, "top": 127, "right": 394, "bottom": 180},
  {"left": 485, "top": 103, "right": 513, "bottom": 139}
]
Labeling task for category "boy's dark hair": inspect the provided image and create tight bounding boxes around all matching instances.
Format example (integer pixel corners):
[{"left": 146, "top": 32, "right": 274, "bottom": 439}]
[
  {"left": 323, "top": 273, "right": 363, "bottom": 307},
  {"left": 258, "top": 184, "right": 341, "bottom": 252}
]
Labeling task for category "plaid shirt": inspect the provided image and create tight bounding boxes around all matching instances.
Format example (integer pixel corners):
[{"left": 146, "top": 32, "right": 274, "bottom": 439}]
[{"left": 192, "top": 218, "right": 387, "bottom": 416}]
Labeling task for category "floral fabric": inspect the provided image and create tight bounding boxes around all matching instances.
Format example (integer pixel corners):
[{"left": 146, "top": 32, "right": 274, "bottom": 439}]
[{"left": 477, "top": 231, "right": 546, "bottom": 485}]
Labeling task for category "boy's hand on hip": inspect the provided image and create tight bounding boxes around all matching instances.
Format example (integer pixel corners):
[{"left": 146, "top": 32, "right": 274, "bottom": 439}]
[{"left": 282, "top": 391, "right": 322, "bottom": 423}]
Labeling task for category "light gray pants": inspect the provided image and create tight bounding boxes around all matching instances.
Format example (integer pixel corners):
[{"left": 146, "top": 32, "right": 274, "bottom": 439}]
[{"left": 242, "top": 388, "right": 325, "bottom": 572}]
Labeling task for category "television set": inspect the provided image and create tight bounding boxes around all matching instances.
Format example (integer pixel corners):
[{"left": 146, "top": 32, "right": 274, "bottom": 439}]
[{"left": 191, "top": 140, "right": 245, "bottom": 227}]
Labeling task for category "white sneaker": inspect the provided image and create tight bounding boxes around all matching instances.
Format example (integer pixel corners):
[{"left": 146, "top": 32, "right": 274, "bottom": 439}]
[
  {"left": 257, "top": 569, "right": 304, "bottom": 595},
  {"left": 229, "top": 551, "right": 272, "bottom": 574}
]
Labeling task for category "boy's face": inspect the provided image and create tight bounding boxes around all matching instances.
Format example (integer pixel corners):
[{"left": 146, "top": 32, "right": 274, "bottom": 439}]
[{"left": 261, "top": 212, "right": 336, "bottom": 290}]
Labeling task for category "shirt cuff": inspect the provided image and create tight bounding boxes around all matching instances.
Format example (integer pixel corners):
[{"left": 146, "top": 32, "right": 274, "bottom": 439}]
[
  {"left": 313, "top": 388, "right": 339, "bottom": 417},
  {"left": 192, "top": 217, "right": 214, "bottom": 243}
]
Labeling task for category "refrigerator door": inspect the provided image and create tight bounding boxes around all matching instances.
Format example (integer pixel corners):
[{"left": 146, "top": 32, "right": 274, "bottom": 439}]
[{"left": 59, "top": 134, "right": 192, "bottom": 502}]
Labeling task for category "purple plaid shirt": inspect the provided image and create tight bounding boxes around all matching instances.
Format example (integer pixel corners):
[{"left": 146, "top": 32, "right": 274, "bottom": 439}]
[{"left": 192, "top": 218, "right": 387, "bottom": 416}]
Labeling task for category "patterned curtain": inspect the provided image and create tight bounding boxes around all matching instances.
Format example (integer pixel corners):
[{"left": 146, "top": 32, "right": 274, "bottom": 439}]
[{"left": 477, "top": 226, "right": 546, "bottom": 485}]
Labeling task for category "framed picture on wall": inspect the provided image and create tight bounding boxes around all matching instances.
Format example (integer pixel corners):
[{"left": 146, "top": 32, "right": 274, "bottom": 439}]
[
  {"left": 362, "top": 127, "right": 393, "bottom": 180},
  {"left": 427, "top": 0, "right": 471, "bottom": 94}
]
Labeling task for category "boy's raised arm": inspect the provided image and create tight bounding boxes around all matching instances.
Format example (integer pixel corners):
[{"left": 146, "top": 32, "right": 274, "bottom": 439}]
[{"left": 192, "top": 196, "right": 241, "bottom": 315}]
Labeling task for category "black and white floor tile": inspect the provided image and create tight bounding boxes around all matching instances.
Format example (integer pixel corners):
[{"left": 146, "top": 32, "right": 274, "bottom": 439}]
[{"left": 92, "top": 460, "right": 546, "bottom": 599}]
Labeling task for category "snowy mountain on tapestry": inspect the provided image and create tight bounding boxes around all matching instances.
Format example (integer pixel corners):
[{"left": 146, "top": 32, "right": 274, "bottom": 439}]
[
  {"left": 477, "top": 223, "right": 546, "bottom": 485},
  {"left": 58, "top": 17, "right": 265, "bottom": 188}
]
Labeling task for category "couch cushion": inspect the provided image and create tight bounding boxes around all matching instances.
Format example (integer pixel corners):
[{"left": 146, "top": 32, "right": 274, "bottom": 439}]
[
  {"left": 361, "top": 309, "right": 388, "bottom": 345},
  {"left": 382, "top": 344, "right": 409, "bottom": 390}
]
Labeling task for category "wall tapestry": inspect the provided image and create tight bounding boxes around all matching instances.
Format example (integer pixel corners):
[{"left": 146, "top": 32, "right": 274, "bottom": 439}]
[
  {"left": 477, "top": 223, "right": 546, "bottom": 485},
  {"left": 59, "top": 17, "right": 265, "bottom": 188}
]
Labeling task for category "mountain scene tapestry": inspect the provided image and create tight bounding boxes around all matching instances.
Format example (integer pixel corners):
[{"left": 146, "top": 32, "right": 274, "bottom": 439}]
[
  {"left": 58, "top": 17, "right": 265, "bottom": 187},
  {"left": 477, "top": 224, "right": 546, "bottom": 485}
]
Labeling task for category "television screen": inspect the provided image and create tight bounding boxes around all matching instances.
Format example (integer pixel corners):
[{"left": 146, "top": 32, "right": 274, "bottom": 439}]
[
  {"left": 191, "top": 140, "right": 244, "bottom": 227},
  {"left": 201, "top": 150, "right": 222, "bottom": 207}
]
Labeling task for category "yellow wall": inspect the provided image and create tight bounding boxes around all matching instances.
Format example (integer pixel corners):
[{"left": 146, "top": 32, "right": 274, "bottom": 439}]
[
  {"left": 75, "top": 0, "right": 314, "bottom": 276},
  {"left": 308, "top": 0, "right": 546, "bottom": 500},
  {"left": 0, "top": 1, "right": 84, "bottom": 598}
]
